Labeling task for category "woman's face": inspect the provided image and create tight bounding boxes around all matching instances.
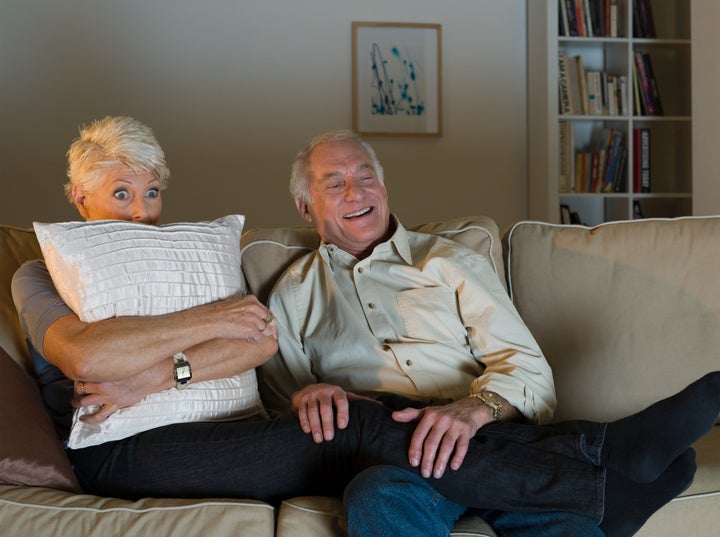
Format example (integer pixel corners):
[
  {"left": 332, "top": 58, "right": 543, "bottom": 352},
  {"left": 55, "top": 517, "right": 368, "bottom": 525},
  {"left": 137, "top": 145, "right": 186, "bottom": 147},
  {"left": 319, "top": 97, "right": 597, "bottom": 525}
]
[{"left": 73, "top": 165, "right": 163, "bottom": 224}]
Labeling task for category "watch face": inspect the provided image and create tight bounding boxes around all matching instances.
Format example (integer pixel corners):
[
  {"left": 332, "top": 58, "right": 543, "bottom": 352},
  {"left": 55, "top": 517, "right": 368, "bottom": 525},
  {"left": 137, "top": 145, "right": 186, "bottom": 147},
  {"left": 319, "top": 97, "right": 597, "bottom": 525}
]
[{"left": 176, "top": 365, "right": 191, "bottom": 380}]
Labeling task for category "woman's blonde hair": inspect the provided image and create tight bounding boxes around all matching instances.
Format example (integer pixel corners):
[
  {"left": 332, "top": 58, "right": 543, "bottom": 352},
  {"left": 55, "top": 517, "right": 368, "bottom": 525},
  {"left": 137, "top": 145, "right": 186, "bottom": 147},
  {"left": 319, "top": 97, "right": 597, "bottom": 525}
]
[{"left": 65, "top": 116, "right": 170, "bottom": 202}]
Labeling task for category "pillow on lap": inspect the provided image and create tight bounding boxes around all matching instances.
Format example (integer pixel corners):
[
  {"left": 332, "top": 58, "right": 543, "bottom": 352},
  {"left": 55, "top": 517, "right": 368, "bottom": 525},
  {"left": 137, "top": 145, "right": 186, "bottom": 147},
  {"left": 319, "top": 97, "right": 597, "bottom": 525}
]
[{"left": 34, "top": 215, "right": 266, "bottom": 449}]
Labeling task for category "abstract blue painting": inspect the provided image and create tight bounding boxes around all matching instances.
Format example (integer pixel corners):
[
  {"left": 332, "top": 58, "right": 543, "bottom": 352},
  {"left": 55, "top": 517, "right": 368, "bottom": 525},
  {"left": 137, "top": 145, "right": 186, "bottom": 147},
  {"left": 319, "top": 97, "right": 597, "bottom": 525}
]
[{"left": 353, "top": 22, "right": 441, "bottom": 136}]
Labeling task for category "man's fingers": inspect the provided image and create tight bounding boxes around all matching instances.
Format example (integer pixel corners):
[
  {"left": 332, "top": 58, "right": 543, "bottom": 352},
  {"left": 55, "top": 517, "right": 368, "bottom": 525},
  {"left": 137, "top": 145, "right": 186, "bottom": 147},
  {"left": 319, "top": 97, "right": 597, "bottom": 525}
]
[
  {"left": 296, "top": 405, "right": 312, "bottom": 434},
  {"left": 407, "top": 416, "right": 433, "bottom": 469},
  {"left": 449, "top": 438, "right": 470, "bottom": 473},
  {"left": 304, "top": 400, "right": 326, "bottom": 443},
  {"left": 333, "top": 393, "right": 350, "bottom": 430}
]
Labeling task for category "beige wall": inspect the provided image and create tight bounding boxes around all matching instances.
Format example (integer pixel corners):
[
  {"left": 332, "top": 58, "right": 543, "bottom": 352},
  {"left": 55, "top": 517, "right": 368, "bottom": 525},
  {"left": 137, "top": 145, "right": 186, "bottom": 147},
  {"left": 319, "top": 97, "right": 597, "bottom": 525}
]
[
  {"left": 0, "top": 0, "right": 528, "bottom": 234},
  {"left": 692, "top": 0, "right": 720, "bottom": 215}
]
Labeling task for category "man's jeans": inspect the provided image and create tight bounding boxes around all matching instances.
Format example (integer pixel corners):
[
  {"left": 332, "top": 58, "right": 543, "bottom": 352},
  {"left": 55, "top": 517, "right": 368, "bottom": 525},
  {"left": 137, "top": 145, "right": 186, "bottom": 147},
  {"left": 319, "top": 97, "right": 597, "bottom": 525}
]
[{"left": 345, "top": 465, "right": 605, "bottom": 537}]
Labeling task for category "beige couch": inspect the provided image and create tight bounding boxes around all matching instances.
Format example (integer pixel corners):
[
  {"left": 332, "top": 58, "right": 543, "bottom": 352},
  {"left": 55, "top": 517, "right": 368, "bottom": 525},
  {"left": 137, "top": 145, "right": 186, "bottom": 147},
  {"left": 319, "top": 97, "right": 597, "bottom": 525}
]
[{"left": 1, "top": 215, "right": 718, "bottom": 536}]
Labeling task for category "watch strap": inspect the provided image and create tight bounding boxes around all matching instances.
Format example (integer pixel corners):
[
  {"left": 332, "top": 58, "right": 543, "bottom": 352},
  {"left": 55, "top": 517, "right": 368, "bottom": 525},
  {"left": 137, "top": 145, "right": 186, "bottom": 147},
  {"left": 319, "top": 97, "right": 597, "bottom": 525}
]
[{"left": 469, "top": 391, "right": 503, "bottom": 421}]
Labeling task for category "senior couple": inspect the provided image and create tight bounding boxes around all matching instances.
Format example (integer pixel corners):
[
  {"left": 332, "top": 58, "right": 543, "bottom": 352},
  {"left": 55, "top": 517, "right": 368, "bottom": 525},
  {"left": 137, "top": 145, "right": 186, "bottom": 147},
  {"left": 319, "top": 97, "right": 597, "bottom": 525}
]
[{"left": 12, "top": 116, "right": 720, "bottom": 537}]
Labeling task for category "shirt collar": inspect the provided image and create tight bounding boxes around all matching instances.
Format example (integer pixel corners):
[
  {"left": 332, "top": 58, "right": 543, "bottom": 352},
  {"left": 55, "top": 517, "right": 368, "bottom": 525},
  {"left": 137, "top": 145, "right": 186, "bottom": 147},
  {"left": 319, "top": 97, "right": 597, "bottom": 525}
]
[{"left": 318, "top": 215, "right": 413, "bottom": 267}]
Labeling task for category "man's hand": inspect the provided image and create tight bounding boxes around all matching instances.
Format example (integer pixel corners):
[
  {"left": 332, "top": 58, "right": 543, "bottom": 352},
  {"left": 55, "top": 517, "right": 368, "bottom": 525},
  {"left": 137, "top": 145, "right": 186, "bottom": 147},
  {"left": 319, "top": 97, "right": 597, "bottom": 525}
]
[
  {"left": 392, "top": 397, "right": 496, "bottom": 479},
  {"left": 291, "top": 383, "right": 378, "bottom": 443}
]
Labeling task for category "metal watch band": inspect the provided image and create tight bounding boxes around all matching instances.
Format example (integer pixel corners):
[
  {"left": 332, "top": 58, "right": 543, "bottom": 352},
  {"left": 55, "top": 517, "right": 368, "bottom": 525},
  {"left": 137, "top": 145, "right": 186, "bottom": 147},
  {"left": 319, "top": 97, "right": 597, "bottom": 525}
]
[{"left": 469, "top": 391, "right": 502, "bottom": 421}]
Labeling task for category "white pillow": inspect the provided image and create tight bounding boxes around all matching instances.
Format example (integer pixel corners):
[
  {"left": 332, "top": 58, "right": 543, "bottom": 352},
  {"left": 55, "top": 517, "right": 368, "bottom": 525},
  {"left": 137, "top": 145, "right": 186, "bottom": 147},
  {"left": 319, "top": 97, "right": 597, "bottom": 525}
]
[{"left": 34, "top": 215, "right": 267, "bottom": 449}]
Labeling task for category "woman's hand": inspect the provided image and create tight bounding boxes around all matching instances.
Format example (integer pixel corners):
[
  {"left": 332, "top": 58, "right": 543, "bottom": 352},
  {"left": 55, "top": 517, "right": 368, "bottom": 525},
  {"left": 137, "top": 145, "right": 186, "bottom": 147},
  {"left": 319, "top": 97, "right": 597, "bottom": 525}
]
[
  {"left": 200, "top": 294, "right": 278, "bottom": 343},
  {"left": 73, "top": 361, "right": 171, "bottom": 424}
]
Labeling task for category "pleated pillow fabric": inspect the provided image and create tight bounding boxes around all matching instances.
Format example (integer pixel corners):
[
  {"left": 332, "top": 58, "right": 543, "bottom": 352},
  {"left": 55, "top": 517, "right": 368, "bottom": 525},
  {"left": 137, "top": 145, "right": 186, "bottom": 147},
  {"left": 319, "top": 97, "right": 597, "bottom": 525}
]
[{"left": 34, "top": 215, "right": 266, "bottom": 449}]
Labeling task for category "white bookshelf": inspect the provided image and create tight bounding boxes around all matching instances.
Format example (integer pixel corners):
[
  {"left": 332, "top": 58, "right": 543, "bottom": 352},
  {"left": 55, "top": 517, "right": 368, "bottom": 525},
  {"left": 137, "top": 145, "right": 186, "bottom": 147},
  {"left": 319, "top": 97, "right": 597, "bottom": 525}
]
[{"left": 528, "top": 0, "right": 692, "bottom": 225}]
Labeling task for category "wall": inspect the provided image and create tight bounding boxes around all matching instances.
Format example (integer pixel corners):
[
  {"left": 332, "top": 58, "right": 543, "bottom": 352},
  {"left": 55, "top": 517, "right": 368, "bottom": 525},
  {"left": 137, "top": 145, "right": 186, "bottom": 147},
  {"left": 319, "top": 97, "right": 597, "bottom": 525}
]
[
  {"left": 0, "top": 0, "right": 527, "bottom": 234},
  {"left": 692, "top": 0, "right": 720, "bottom": 216}
]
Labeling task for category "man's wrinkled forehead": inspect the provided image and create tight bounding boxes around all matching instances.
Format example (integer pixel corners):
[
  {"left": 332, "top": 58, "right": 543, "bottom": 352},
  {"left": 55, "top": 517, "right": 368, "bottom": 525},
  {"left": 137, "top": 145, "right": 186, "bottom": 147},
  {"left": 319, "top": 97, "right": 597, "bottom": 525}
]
[{"left": 320, "top": 161, "right": 375, "bottom": 182}]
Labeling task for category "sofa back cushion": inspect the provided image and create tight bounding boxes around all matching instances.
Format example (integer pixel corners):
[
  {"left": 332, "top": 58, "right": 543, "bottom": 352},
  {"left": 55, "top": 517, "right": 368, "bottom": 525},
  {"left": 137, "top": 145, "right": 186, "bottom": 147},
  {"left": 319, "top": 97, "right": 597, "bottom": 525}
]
[
  {"left": 0, "top": 226, "right": 41, "bottom": 370},
  {"left": 504, "top": 217, "right": 720, "bottom": 423},
  {"left": 241, "top": 215, "right": 505, "bottom": 305}
]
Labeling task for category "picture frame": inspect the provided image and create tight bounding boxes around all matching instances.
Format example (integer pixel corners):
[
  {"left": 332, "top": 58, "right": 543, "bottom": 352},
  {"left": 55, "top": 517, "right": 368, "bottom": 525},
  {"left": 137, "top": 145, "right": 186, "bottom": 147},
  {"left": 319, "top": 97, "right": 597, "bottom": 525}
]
[{"left": 352, "top": 22, "right": 442, "bottom": 137}]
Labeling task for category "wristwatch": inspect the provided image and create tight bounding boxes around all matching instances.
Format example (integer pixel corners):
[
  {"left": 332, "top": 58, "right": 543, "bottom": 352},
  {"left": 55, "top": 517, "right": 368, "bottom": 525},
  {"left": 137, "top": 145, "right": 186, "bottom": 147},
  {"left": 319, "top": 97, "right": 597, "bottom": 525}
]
[
  {"left": 173, "top": 352, "right": 192, "bottom": 389},
  {"left": 469, "top": 391, "right": 503, "bottom": 422}
]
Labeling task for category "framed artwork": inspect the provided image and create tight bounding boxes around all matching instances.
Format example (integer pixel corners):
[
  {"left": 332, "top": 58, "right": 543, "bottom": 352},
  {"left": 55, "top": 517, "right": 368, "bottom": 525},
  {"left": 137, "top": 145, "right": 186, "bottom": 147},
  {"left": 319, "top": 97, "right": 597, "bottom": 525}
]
[{"left": 352, "top": 22, "right": 442, "bottom": 137}]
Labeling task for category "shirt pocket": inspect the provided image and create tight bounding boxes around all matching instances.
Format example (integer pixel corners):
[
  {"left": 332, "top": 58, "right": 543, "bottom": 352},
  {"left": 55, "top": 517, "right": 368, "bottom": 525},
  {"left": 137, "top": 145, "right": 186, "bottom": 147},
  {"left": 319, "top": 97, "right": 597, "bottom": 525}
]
[{"left": 396, "top": 287, "right": 467, "bottom": 344}]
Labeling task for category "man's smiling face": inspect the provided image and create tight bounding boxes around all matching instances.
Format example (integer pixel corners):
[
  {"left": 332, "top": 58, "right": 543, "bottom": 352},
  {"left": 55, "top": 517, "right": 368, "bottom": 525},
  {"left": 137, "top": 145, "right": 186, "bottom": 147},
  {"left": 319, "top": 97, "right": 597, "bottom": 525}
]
[{"left": 296, "top": 139, "right": 391, "bottom": 259}]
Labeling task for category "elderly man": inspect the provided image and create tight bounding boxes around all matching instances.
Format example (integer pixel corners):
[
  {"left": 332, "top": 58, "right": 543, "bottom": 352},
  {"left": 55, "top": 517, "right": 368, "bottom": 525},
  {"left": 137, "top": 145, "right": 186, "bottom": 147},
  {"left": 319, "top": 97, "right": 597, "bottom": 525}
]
[{"left": 260, "top": 130, "right": 718, "bottom": 537}]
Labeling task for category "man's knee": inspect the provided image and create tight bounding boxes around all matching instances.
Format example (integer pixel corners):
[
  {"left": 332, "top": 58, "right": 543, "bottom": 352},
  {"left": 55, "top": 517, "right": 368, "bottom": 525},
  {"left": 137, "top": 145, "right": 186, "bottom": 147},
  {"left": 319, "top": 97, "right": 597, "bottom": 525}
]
[{"left": 344, "top": 466, "right": 466, "bottom": 534}]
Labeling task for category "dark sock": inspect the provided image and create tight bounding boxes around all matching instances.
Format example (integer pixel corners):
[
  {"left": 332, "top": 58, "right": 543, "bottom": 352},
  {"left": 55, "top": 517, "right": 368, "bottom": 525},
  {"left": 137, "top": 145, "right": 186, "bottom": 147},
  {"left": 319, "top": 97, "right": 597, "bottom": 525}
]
[
  {"left": 601, "top": 371, "right": 719, "bottom": 482},
  {"left": 600, "top": 448, "right": 696, "bottom": 537}
]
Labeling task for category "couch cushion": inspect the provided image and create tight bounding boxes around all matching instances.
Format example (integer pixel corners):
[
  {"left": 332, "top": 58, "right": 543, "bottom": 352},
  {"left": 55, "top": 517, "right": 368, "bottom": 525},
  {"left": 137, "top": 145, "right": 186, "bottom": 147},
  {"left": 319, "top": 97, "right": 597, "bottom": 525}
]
[
  {"left": 504, "top": 217, "right": 720, "bottom": 422},
  {"left": 0, "top": 486, "right": 275, "bottom": 537},
  {"left": 275, "top": 496, "right": 497, "bottom": 537},
  {"left": 241, "top": 215, "right": 504, "bottom": 305},
  {"left": 33, "top": 216, "right": 265, "bottom": 449},
  {"left": 0, "top": 226, "right": 41, "bottom": 370},
  {"left": 0, "top": 345, "right": 80, "bottom": 492}
]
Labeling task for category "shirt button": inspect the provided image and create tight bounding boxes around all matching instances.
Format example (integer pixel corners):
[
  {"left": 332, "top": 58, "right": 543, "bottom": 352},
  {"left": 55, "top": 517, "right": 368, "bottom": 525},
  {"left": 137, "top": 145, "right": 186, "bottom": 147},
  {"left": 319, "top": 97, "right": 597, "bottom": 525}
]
[
  {"left": 406, "top": 359, "right": 413, "bottom": 366},
  {"left": 368, "top": 303, "right": 376, "bottom": 309},
  {"left": 383, "top": 345, "right": 391, "bottom": 351},
  {"left": 357, "top": 267, "right": 364, "bottom": 273}
]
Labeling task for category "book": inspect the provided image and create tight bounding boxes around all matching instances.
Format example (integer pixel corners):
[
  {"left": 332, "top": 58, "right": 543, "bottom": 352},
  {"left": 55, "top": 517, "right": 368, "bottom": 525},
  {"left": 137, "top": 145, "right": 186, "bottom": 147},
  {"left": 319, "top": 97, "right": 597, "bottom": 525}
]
[
  {"left": 567, "top": 55, "right": 583, "bottom": 115},
  {"left": 634, "top": 50, "right": 663, "bottom": 115},
  {"left": 633, "top": 50, "right": 660, "bottom": 115},
  {"left": 612, "top": 146, "right": 628, "bottom": 192},
  {"left": 634, "top": 0, "right": 657, "bottom": 38},
  {"left": 574, "top": 0, "right": 586, "bottom": 36},
  {"left": 575, "top": 55, "right": 589, "bottom": 115},
  {"left": 559, "top": 122, "right": 575, "bottom": 193},
  {"left": 608, "top": 0, "right": 619, "bottom": 37},
  {"left": 565, "top": 0, "right": 579, "bottom": 36},
  {"left": 602, "top": 129, "right": 624, "bottom": 192},
  {"left": 633, "top": 127, "right": 651, "bottom": 193},
  {"left": 559, "top": 0, "right": 570, "bottom": 36},
  {"left": 640, "top": 51, "right": 663, "bottom": 115},
  {"left": 633, "top": 200, "right": 645, "bottom": 219},
  {"left": 560, "top": 204, "right": 572, "bottom": 224},
  {"left": 558, "top": 52, "right": 573, "bottom": 115}
]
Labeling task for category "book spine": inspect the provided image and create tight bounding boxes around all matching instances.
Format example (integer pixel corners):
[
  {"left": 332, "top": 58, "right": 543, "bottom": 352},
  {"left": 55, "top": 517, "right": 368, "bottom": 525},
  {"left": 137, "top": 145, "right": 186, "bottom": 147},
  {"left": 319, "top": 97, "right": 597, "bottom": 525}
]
[
  {"left": 565, "top": 0, "right": 579, "bottom": 36},
  {"left": 634, "top": 50, "right": 656, "bottom": 115},
  {"left": 574, "top": 0, "right": 586, "bottom": 36},
  {"left": 576, "top": 56, "right": 589, "bottom": 115},
  {"left": 613, "top": 146, "right": 627, "bottom": 192},
  {"left": 641, "top": 51, "right": 663, "bottom": 115},
  {"left": 640, "top": 127, "right": 651, "bottom": 192},
  {"left": 558, "top": 52, "right": 572, "bottom": 115},
  {"left": 633, "top": 127, "right": 651, "bottom": 193},
  {"left": 559, "top": 0, "right": 570, "bottom": 36}
]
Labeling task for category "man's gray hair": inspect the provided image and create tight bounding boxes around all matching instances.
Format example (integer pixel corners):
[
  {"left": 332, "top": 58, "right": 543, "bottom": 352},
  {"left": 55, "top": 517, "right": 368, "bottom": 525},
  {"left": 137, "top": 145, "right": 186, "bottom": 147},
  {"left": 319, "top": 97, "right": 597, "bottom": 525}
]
[{"left": 289, "top": 130, "right": 384, "bottom": 203}]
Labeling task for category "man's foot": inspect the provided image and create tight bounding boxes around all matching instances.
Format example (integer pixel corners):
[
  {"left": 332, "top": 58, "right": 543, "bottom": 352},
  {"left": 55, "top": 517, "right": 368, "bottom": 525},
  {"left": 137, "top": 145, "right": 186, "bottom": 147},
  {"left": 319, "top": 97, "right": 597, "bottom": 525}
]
[
  {"left": 600, "top": 448, "right": 696, "bottom": 537},
  {"left": 601, "top": 371, "right": 719, "bottom": 482}
]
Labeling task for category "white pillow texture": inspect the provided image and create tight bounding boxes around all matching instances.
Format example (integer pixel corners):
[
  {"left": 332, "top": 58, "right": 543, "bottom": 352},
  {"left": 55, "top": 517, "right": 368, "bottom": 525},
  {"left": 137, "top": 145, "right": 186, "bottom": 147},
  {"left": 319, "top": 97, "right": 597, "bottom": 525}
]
[{"left": 34, "top": 215, "right": 267, "bottom": 449}]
